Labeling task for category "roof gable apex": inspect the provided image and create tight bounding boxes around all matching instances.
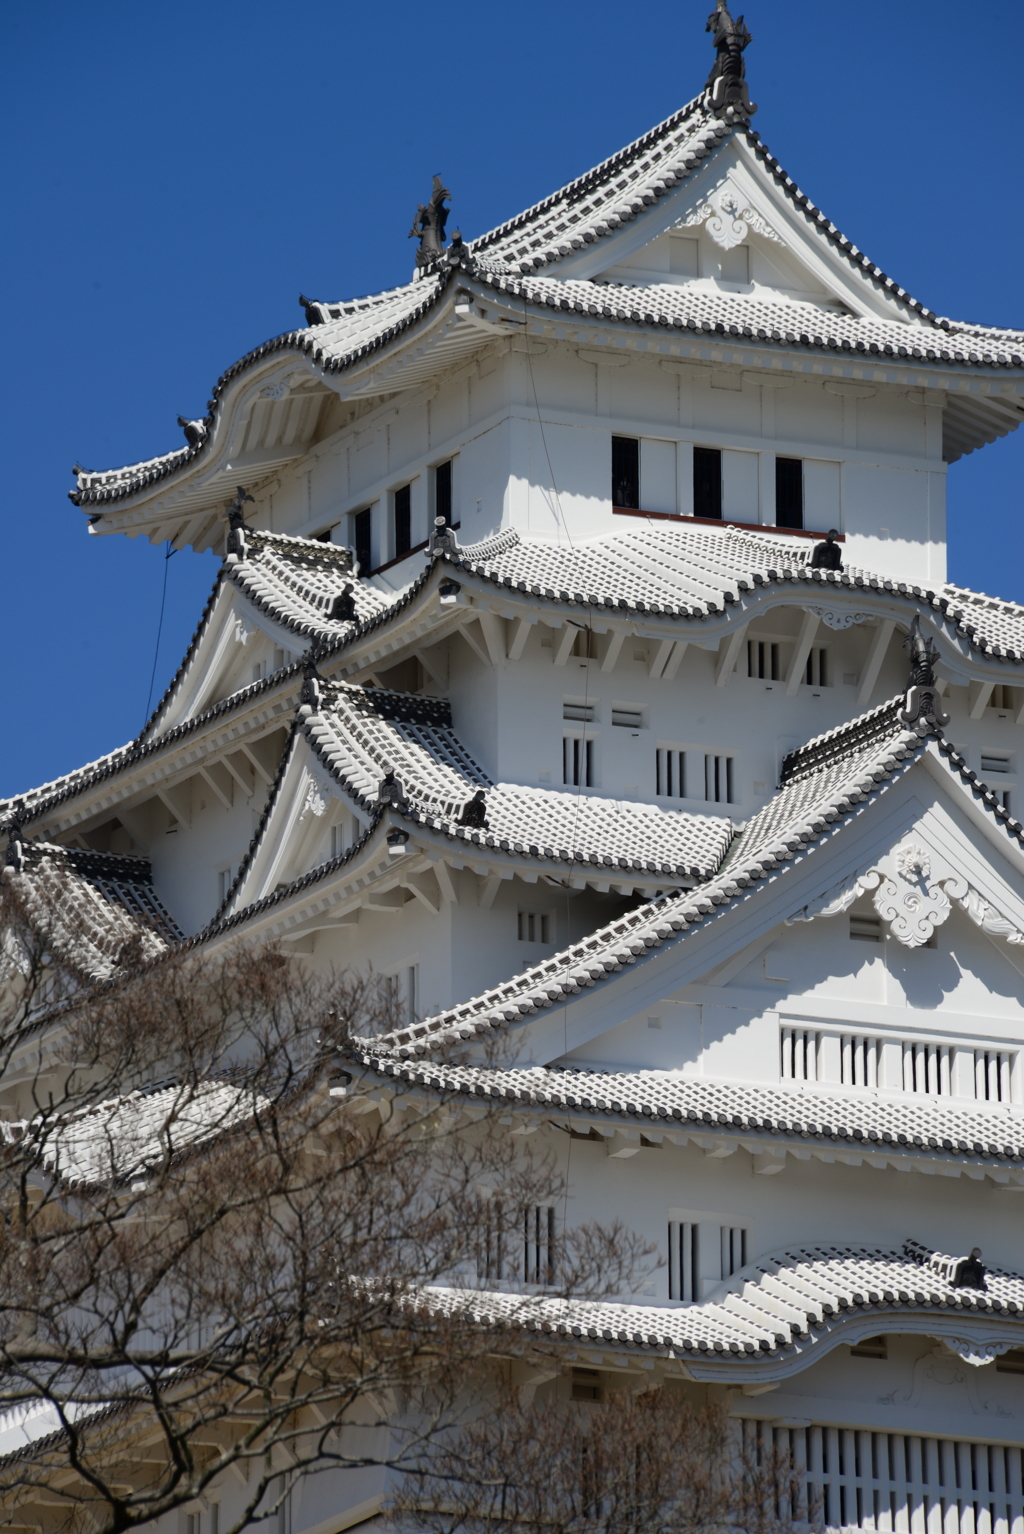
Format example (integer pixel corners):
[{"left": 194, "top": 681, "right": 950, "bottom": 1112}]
[{"left": 558, "top": 136, "right": 928, "bottom": 327}]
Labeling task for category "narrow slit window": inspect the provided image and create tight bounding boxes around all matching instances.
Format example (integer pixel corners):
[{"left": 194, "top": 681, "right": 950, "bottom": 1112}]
[
  {"left": 394, "top": 483, "right": 411, "bottom": 558},
  {"left": 693, "top": 447, "right": 722, "bottom": 520},
  {"left": 434, "top": 460, "right": 452, "bottom": 525},
  {"left": 353, "top": 507, "right": 372, "bottom": 573},
  {"left": 805, "top": 647, "right": 828, "bottom": 687},
  {"left": 981, "top": 753, "right": 1011, "bottom": 775},
  {"left": 720, "top": 1225, "right": 747, "bottom": 1278},
  {"left": 667, "top": 1221, "right": 699, "bottom": 1301},
  {"left": 747, "top": 640, "right": 780, "bottom": 680},
  {"left": 656, "top": 748, "right": 685, "bottom": 798},
  {"left": 518, "top": 911, "right": 551, "bottom": 943},
  {"left": 612, "top": 707, "right": 644, "bottom": 729},
  {"left": 703, "top": 753, "right": 734, "bottom": 803},
  {"left": 612, "top": 436, "right": 640, "bottom": 509},
  {"left": 563, "top": 736, "right": 594, "bottom": 787},
  {"left": 524, "top": 1206, "right": 556, "bottom": 1285},
  {"left": 562, "top": 701, "right": 595, "bottom": 723},
  {"left": 775, "top": 456, "right": 803, "bottom": 529}
]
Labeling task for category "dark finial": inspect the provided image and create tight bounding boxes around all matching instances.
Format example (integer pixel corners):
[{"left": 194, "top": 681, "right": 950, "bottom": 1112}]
[
  {"left": 330, "top": 582, "right": 357, "bottom": 622},
  {"left": 409, "top": 175, "right": 451, "bottom": 269},
  {"left": 299, "top": 294, "right": 322, "bottom": 327},
  {"left": 5, "top": 804, "right": 26, "bottom": 873},
  {"left": 900, "top": 613, "right": 950, "bottom": 728},
  {"left": 458, "top": 789, "right": 488, "bottom": 829},
  {"left": 810, "top": 528, "right": 843, "bottom": 571},
  {"left": 225, "top": 486, "right": 254, "bottom": 560},
  {"left": 705, "top": 0, "right": 756, "bottom": 121},
  {"left": 72, "top": 462, "right": 85, "bottom": 476},
  {"left": 377, "top": 768, "right": 407, "bottom": 809},
  {"left": 429, "top": 516, "right": 459, "bottom": 559},
  {"left": 177, "top": 415, "right": 209, "bottom": 448},
  {"left": 953, "top": 1247, "right": 987, "bottom": 1291},
  {"left": 300, "top": 655, "right": 323, "bottom": 712}
]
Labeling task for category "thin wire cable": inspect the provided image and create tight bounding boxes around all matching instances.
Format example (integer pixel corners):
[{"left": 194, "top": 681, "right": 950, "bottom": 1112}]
[
  {"left": 521, "top": 300, "right": 600, "bottom": 1262},
  {"left": 143, "top": 541, "right": 175, "bottom": 728}
]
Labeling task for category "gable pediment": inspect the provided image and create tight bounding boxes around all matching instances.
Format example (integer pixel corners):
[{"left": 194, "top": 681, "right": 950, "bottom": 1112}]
[{"left": 556, "top": 138, "right": 924, "bottom": 326}]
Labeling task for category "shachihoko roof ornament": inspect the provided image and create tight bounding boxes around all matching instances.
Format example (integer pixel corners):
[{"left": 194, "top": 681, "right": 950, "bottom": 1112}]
[
  {"left": 705, "top": 0, "right": 756, "bottom": 123},
  {"left": 901, "top": 612, "right": 950, "bottom": 728},
  {"left": 409, "top": 175, "right": 452, "bottom": 269}
]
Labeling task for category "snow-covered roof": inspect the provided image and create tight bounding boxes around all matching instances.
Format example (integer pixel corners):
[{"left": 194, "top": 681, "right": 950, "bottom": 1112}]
[
  {"left": 427, "top": 1241, "right": 1024, "bottom": 1369},
  {"left": 351, "top": 1055, "right": 1024, "bottom": 1173},
  {"left": 0, "top": 1078, "right": 258, "bottom": 1189},
  {"left": 370, "top": 696, "right": 1024, "bottom": 1056},
  {"left": 1, "top": 843, "right": 181, "bottom": 984},
  {"left": 69, "top": 60, "right": 1024, "bottom": 516},
  {"left": 304, "top": 682, "right": 734, "bottom": 881}
]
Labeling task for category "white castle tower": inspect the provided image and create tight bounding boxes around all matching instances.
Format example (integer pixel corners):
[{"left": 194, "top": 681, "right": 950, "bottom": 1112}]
[{"left": 5, "top": 5, "right": 1024, "bottom": 1528}]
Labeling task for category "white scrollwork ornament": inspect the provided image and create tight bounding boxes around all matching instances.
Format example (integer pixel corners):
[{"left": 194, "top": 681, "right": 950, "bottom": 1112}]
[
  {"left": 932, "top": 1335, "right": 1019, "bottom": 1368},
  {"left": 896, "top": 843, "right": 931, "bottom": 882},
  {"left": 807, "top": 607, "right": 872, "bottom": 631},
  {"left": 233, "top": 615, "right": 255, "bottom": 646},
  {"left": 676, "top": 181, "right": 783, "bottom": 251}
]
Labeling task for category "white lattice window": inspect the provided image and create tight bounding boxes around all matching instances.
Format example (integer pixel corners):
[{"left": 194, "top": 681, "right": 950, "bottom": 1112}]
[
  {"left": 780, "top": 1026, "right": 1016, "bottom": 1103},
  {"left": 667, "top": 1220, "right": 748, "bottom": 1301},
  {"left": 747, "top": 639, "right": 781, "bottom": 680},
  {"left": 703, "top": 753, "right": 735, "bottom": 804},
  {"left": 743, "top": 1419, "right": 1024, "bottom": 1534},
  {"left": 656, "top": 747, "right": 686, "bottom": 798},
  {"left": 563, "top": 735, "right": 594, "bottom": 787}
]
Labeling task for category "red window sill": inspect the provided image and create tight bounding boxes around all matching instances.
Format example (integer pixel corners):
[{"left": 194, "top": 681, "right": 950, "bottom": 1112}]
[{"left": 612, "top": 507, "right": 844, "bottom": 542}]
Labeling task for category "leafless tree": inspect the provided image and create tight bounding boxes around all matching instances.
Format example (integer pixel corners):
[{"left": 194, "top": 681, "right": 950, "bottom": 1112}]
[
  {"left": 392, "top": 1382, "right": 814, "bottom": 1534},
  {"left": 0, "top": 867, "right": 652, "bottom": 1534}
]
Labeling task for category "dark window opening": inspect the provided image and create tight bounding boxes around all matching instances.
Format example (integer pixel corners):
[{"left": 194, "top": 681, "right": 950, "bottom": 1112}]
[
  {"left": 775, "top": 456, "right": 803, "bottom": 529},
  {"left": 434, "top": 460, "right": 452, "bottom": 526},
  {"left": 612, "top": 436, "right": 640, "bottom": 509},
  {"left": 353, "top": 508, "right": 372, "bottom": 573},
  {"left": 563, "top": 736, "right": 594, "bottom": 788},
  {"left": 394, "top": 484, "right": 411, "bottom": 558},
  {"left": 850, "top": 1336, "right": 888, "bottom": 1360},
  {"left": 693, "top": 447, "right": 722, "bottom": 519},
  {"left": 312, "top": 526, "right": 334, "bottom": 543}
]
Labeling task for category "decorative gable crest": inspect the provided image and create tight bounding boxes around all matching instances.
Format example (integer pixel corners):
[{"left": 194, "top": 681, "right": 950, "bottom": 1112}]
[
  {"left": 676, "top": 179, "right": 782, "bottom": 251},
  {"left": 789, "top": 839, "right": 1024, "bottom": 949}
]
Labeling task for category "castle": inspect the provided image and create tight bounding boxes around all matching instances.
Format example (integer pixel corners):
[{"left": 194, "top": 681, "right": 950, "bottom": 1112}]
[{"left": 5, "top": 5, "right": 1024, "bottom": 1528}]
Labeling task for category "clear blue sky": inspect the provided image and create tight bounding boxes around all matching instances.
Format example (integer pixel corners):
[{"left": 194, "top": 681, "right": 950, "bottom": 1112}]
[{"left": 2, "top": 1, "right": 1021, "bottom": 798}]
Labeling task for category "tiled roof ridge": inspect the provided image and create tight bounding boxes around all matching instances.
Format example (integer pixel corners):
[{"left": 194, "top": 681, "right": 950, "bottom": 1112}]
[
  {"left": 418, "top": 1242, "right": 1024, "bottom": 1362},
  {"left": 373, "top": 708, "right": 930, "bottom": 1055},
  {"left": 71, "top": 273, "right": 451, "bottom": 508},
  {"left": 349, "top": 1052, "right": 1024, "bottom": 1169},
  {"left": 467, "top": 267, "right": 1024, "bottom": 370},
  {"left": 780, "top": 696, "right": 905, "bottom": 787},
  {"left": 935, "top": 737, "right": 1024, "bottom": 847},
  {"left": 301, "top": 704, "right": 726, "bottom": 883},
  {"left": 742, "top": 130, "right": 938, "bottom": 328},
  {"left": 0, "top": 663, "right": 304, "bottom": 832},
  {"left": 324, "top": 678, "right": 453, "bottom": 728},
  {"left": 21, "top": 842, "right": 155, "bottom": 886},
  {"left": 208, "top": 718, "right": 302, "bottom": 926},
  {"left": 138, "top": 568, "right": 225, "bottom": 741},
  {"left": 467, "top": 92, "right": 711, "bottom": 261}
]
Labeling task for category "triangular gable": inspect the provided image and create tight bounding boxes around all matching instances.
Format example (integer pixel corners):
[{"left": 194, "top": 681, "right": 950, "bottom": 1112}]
[{"left": 370, "top": 698, "right": 1024, "bottom": 1062}]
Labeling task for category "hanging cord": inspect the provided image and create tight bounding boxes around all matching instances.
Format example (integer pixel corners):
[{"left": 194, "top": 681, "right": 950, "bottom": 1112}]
[
  {"left": 143, "top": 541, "right": 176, "bottom": 728},
  {"left": 521, "top": 299, "right": 599, "bottom": 1261}
]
